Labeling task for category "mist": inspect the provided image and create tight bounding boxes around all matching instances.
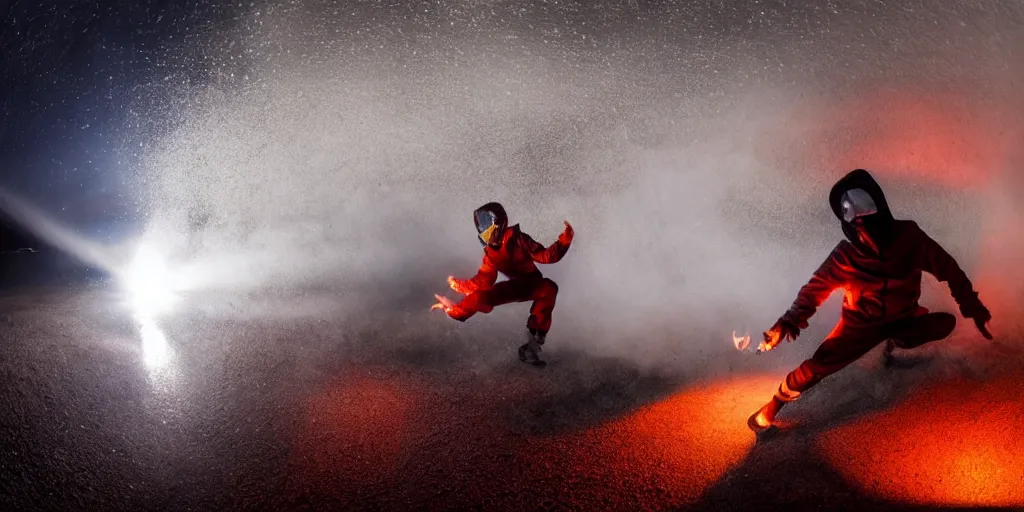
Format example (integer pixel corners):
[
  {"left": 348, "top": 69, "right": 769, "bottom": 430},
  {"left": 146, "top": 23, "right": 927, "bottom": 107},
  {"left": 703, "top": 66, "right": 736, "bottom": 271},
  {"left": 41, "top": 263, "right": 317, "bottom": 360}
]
[{"left": 122, "top": 0, "right": 1023, "bottom": 370}]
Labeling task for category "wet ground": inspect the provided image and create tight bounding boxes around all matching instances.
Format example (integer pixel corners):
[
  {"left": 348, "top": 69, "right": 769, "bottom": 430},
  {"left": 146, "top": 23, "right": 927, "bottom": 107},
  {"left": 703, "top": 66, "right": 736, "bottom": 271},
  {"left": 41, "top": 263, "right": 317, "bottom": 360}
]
[{"left": 1, "top": 283, "right": 1022, "bottom": 511}]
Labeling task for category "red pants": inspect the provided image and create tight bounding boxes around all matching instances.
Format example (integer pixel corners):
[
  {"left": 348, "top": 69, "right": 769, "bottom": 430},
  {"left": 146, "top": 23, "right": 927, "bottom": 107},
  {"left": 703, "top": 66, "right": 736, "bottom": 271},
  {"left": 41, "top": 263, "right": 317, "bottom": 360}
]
[
  {"left": 780, "top": 312, "right": 956, "bottom": 399},
  {"left": 449, "top": 276, "right": 559, "bottom": 334}
]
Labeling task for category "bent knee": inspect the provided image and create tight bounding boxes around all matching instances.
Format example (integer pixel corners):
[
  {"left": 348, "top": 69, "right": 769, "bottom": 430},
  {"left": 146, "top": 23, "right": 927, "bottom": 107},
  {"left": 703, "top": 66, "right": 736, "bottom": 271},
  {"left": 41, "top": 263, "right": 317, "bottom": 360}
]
[
  {"left": 936, "top": 312, "right": 957, "bottom": 335},
  {"left": 539, "top": 278, "right": 559, "bottom": 296}
]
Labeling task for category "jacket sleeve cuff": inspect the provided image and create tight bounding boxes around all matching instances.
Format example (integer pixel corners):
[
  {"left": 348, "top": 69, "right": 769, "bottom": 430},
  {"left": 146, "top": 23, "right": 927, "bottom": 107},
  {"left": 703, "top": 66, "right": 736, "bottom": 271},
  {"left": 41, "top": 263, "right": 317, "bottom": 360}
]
[{"left": 782, "top": 309, "right": 810, "bottom": 329}]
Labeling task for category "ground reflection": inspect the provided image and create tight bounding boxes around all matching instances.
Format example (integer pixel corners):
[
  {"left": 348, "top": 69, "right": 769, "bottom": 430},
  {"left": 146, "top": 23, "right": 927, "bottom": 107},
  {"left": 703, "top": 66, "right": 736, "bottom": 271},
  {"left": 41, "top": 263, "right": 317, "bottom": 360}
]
[{"left": 135, "top": 314, "right": 180, "bottom": 395}]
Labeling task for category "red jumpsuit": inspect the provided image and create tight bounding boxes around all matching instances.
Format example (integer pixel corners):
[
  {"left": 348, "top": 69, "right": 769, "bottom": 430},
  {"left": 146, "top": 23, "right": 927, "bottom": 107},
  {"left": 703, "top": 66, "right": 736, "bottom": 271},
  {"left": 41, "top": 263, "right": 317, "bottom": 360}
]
[
  {"left": 777, "top": 222, "right": 986, "bottom": 398},
  {"left": 445, "top": 224, "right": 572, "bottom": 334}
]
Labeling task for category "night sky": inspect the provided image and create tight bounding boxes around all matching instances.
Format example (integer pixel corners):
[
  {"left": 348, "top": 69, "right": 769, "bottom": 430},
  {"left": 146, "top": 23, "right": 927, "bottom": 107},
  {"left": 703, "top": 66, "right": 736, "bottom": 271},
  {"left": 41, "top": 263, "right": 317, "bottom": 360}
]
[{"left": 1, "top": 1, "right": 241, "bottom": 242}]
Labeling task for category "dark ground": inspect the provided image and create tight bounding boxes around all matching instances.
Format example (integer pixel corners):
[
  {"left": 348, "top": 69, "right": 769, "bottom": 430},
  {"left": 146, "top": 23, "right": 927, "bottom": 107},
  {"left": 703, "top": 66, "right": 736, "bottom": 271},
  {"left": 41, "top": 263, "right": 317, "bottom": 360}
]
[{"left": 1, "top": 270, "right": 1022, "bottom": 511}]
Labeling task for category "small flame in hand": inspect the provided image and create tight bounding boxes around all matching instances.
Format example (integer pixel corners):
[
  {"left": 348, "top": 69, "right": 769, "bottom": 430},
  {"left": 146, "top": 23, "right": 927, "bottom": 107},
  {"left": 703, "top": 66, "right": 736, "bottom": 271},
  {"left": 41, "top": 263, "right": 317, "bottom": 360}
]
[
  {"left": 758, "top": 329, "right": 782, "bottom": 353},
  {"left": 732, "top": 331, "right": 751, "bottom": 351}
]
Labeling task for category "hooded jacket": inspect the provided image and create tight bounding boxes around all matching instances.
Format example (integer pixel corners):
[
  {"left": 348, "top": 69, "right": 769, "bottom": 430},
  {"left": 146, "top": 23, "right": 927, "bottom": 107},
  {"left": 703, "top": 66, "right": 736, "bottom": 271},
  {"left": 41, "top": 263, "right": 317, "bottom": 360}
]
[
  {"left": 456, "top": 202, "right": 572, "bottom": 293},
  {"left": 783, "top": 169, "right": 986, "bottom": 328}
]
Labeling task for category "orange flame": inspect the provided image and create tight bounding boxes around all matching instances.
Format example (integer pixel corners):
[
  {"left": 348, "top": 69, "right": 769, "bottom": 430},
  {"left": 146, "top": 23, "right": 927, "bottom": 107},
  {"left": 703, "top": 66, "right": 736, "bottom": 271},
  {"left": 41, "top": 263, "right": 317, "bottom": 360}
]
[
  {"left": 732, "top": 331, "right": 750, "bottom": 351},
  {"left": 757, "top": 328, "right": 781, "bottom": 353}
]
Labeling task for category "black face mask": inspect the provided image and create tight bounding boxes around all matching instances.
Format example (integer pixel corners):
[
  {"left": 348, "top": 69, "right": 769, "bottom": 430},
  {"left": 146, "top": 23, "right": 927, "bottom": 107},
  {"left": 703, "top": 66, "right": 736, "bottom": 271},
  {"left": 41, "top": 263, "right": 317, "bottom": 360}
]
[{"left": 848, "top": 214, "right": 894, "bottom": 255}]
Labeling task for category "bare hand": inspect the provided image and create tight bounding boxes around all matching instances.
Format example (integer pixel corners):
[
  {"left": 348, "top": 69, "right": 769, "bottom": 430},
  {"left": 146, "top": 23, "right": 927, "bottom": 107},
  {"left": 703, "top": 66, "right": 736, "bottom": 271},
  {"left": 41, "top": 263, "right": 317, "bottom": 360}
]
[{"left": 431, "top": 294, "right": 456, "bottom": 313}]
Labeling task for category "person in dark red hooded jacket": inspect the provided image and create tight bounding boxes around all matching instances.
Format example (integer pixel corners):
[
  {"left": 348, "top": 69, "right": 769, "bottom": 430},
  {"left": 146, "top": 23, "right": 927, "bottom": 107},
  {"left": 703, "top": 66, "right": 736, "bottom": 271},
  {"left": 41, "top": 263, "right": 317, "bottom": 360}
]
[
  {"left": 432, "top": 202, "right": 574, "bottom": 367},
  {"left": 748, "top": 169, "right": 993, "bottom": 433}
]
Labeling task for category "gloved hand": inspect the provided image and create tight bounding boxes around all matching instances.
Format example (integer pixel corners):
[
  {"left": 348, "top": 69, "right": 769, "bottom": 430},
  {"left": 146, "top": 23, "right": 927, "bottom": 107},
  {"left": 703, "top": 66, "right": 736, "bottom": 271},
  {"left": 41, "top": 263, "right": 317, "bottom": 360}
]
[
  {"left": 559, "top": 221, "right": 574, "bottom": 245},
  {"left": 448, "top": 276, "right": 472, "bottom": 295},
  {"left": 969, "top": 304, "right": 993, "bottom": 340},
  {"left": 758, "top": 316, "right": 804, "bottom": 353}
]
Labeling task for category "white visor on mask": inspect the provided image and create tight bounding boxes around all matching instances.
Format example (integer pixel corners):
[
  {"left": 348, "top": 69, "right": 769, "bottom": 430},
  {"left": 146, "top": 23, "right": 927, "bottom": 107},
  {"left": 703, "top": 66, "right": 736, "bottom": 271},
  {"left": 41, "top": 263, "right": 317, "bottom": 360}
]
[{"left": 840, "top": 188, "right": 878, "bottom": 223}]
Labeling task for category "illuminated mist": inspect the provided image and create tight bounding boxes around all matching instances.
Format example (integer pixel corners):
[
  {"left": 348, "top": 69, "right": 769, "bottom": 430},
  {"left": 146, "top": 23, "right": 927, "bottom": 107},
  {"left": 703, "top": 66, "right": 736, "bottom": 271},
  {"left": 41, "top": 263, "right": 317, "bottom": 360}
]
[
  {"left": 114, "top": 1, "right": 1022, "bottom": 369},
  {"left": 4, "top": 2, "right": 1023, "bottom": 367},
  {"left": 2, "top": 2, "right": 1023, "bottom": 509}
]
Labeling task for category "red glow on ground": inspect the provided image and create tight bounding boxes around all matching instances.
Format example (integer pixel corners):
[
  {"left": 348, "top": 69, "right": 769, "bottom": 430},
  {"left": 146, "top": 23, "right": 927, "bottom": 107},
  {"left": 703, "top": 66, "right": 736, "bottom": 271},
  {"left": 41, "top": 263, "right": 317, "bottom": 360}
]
[
  {"left": 293, "top": 369, "right": 419, "bottom": 486},
  {"left": 818, "top": 373, "right": 1024, "bottom": 507},
  {"left": 285, "top": 359, "right": 1024, "bottom": 508},
  {"left": 559, "top": 374, "right": 778, "bottom": 504}
]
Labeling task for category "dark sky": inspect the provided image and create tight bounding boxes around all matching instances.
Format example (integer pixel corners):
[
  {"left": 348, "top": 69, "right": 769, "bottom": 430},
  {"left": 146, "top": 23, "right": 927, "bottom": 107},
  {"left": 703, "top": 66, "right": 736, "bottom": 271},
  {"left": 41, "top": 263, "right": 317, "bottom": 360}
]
[
  {"left": 0, "top": 0, "right": 241, "bottom": 231},
  {"left": 0, "top": 0, "right": 772, "bottom": 237},
  {"left": 2, "top": 0, "right": 1021, "bottom": 249}
]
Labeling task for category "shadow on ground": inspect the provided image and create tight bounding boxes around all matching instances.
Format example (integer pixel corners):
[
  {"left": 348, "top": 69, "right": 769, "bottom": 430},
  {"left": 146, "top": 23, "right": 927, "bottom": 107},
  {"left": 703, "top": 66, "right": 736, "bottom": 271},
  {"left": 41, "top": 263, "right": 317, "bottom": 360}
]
[{"left": 692, "top": 344, "right": 1024, "bottom": 510}]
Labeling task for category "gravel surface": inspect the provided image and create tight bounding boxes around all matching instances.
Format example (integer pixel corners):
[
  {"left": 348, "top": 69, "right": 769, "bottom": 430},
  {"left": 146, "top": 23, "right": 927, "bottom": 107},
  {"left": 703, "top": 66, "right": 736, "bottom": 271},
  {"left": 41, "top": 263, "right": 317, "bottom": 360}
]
[{"left": 1, "top": 285, "right": 1021, "bottom": 511}]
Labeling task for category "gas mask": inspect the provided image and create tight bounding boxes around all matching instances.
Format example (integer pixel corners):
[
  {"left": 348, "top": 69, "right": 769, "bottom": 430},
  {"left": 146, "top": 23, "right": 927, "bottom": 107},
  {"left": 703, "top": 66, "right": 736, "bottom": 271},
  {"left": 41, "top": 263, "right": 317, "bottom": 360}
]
[
  {"left": 840, "top": 188, "right": 878, "bottom": 223},
  {"left": 841, "top": 188, "right": 888, "bottom": 252},
  {"left": 830, "top": 169, "right": 895, "bottom": 255}
]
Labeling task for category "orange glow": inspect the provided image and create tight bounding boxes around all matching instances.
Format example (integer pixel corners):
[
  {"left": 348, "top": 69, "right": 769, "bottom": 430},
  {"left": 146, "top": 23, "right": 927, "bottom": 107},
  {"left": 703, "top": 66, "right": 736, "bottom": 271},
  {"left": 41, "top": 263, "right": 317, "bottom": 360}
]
[
  {"left": 758, "top": 328, "right": 781, "bottom": 353},
  {"left": 557, "top": 374, "right": 780, "bottom": 504},
  {"left": 732, "top": 331, "right": 751, "bottom": 351},
  {"left": 753, "top": 409, "right": 771, "bottom": 429},
  {"left": 818, "top": 373, "right": 1024, "bottom": 507},
  {"left": 285, "top": 370, "right": 785, "bottom": 507}
]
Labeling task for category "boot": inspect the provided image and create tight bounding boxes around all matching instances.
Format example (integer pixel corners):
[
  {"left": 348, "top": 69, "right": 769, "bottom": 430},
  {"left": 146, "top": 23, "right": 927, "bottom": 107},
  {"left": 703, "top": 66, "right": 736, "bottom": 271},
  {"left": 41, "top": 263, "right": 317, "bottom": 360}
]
[
  {"left": 882, "top": 339, "right": 896, "bottom": 366},
  {"left": 882, "top": 338, "right": 908, "bottom": 367},
  {"left": 747, "top": 396, "right": 786, "bottom": 434},
  {"left": 518, "top": 329, "right": 547, "bottom": 367}
]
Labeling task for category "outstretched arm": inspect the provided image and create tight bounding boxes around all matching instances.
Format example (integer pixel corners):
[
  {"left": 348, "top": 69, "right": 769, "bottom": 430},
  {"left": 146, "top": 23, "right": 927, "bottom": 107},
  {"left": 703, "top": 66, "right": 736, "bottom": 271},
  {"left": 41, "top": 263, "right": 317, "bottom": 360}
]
[
  {"left": 449, "top": 254, "right": 498, "bottom": 294},
  {"left": 785, "top": 245, "right": 846, "bottom": 328},
  {"left": 912, "top": 223, "right": 991, "bottom": 337},
  {"left": 522, "top": 221, "right": 574, "bottom": 264},
  {"left": 762, "top": 246, "right": 845, "bottom": 352}
]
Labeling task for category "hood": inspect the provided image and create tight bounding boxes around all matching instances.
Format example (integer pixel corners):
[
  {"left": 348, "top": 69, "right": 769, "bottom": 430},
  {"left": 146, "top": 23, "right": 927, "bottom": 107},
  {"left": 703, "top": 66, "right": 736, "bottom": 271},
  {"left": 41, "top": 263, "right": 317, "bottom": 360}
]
[
  {"left": 473, "top": 202, "right": 508, "bottom": 247},
  {"left": 828, "top": 169, "right": 895, "bottom": 251}
]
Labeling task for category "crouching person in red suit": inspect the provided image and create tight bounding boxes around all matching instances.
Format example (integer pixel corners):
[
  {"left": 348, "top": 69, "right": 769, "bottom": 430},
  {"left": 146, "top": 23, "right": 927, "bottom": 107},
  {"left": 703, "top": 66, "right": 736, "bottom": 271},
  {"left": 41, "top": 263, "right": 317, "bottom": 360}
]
[
  {"left": 749, "top": 169, "right": 992, "bottom": 433},
  {"left": 433, "top": 202, "right": 574, "bottom": 367}
]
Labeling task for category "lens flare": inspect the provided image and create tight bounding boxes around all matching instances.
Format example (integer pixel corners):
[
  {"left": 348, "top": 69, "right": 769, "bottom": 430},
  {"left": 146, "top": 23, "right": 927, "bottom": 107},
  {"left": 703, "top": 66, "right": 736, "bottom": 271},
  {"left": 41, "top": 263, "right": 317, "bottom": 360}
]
[{"left": 124, "top": 244, "right": 179, "bottom": 317}]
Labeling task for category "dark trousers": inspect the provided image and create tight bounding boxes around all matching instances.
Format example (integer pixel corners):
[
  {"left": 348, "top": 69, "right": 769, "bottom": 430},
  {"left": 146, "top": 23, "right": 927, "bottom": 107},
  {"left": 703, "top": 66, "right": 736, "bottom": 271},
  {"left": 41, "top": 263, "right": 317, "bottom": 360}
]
[{"left": 781, "top": 312, "right": 956, "bottom": 398}]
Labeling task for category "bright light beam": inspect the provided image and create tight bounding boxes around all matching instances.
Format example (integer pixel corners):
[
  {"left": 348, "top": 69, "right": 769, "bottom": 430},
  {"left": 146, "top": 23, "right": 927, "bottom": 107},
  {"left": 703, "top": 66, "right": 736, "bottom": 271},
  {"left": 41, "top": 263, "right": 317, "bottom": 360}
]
[
  {"left": 138, "top": 315, "right": 172, "bottom": 369},
  {"left": 123, "top": 243, "right": 180, "bottom": 318}
]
